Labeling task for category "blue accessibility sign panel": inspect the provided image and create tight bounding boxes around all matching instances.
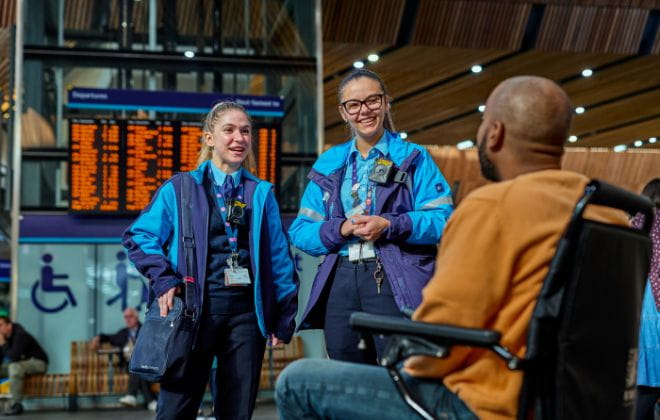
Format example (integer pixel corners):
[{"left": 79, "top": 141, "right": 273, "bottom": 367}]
[{"left": 32, "top": 254, "right": 77, "bottom": 313}]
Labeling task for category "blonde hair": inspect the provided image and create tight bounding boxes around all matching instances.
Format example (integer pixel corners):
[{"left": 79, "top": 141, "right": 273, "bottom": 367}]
[{"left": 196, "top": 101, "right": 257, "bottom": 173}]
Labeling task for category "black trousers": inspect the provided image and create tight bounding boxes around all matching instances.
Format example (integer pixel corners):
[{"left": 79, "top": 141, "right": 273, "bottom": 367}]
[
  {"left": 127, "top": 372, "right": 156, "bottom": 403},
  {"left": 324, "top": 258, "right": 402, "bottom": 364},
  {"left": 157, "top": 311, "right": 266, "bottom": 420},
  {"left": 636, "top": 386, "right": 660, "bottom": 420}
]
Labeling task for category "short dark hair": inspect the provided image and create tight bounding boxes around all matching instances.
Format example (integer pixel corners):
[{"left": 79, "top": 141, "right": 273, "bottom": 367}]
[
  {"left": 641, "top": 178, "right": 660, "bottom": 209},
  {"left": 0, "top": 316, "right": 11, "bottom": 324}
]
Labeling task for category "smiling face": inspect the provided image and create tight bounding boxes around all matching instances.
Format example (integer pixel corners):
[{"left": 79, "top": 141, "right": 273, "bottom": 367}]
[
  {"left": 339, "top": 77, "right": 389, "bottom": 144},
  {"left": 204, "top": 109, "right": 252, "bottom": 172}
]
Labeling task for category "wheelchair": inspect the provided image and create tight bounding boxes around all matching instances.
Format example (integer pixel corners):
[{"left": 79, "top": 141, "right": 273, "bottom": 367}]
[{"left": 351, "top": 180, "right": 654, "bottom": 420}]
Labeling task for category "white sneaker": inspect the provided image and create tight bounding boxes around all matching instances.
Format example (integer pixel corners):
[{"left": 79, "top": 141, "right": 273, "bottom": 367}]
[
  {"left": 147, "top": 400, "right": 157, "bottom": 412},
  {"left": 119, "top": 394, "right": 138, "bottom": 407}
]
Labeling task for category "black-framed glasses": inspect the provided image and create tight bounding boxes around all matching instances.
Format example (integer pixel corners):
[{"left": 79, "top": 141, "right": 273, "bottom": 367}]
[{"left": 340, "top": 94, "right": 385, "bottom": 115}]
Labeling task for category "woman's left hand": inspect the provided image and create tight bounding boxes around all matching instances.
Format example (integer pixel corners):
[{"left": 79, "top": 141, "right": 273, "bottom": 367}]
[
  {"left": 270, "top": 334, "right": 282, "bottom": 347},
  {"left": 352, "top": 215, "right": 391, "bottom": 241}
]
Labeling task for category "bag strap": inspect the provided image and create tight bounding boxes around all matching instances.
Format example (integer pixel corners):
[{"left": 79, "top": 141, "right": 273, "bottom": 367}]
[
  {"left": 180, "top": 173, "right": 197, "bottom": 318},
  {"left": 399, "top": 149, "right": 420, "bottom": 172}
]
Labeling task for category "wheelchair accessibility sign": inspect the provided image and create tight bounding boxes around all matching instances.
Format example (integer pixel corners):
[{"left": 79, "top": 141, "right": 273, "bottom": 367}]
[{"left": 31, "top": 253, "right": 78, "bottom": 313}]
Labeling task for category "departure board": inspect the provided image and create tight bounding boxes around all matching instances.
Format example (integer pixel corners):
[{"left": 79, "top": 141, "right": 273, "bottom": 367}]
[
  {"left": 256, "top": 127, "right": 279, "bottom": 185},
  {"left": 69, "top": 119, "right": 280, "bottom": 214}
]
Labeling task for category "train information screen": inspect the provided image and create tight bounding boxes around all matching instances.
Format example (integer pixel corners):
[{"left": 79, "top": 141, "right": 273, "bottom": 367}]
[{"left": 69, "top": 119, "right": 280, "bottom": 213}]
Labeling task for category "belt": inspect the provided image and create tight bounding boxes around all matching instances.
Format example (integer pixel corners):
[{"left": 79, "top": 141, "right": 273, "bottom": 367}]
[{"left": 338, "top": 255, "right": 377, "bottom": 263}]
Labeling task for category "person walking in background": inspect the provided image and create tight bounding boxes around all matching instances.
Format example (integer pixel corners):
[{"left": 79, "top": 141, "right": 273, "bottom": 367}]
[
  {"left": 288, "top": 69, "right": 453, "bottom": 364},
  {"left": 123, "top": 101, "right": 298, "bottom": 420},
  {"left": 635, "top": 178, "right": 660, "bottom": 420},
  {"left": 90, "top": 307, "right": 157, "bottom": 412},
  {"left": 0, "top": 316, "right": 48, "bottom": 416}
]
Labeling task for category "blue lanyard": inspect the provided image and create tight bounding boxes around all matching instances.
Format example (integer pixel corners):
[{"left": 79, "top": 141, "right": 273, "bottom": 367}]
[
  {"left": 210, "top": 171, "right": 244, "bottom": 254},
  {"left": 350, "top": 153, "right": 376, "bottom": 215}
]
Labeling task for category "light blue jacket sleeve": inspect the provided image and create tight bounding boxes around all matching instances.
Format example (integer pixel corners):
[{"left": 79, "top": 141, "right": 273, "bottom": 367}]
[
  {"left": 122, "top": 180, "right": 182, "bottom": 298},
  {"left": 381, "top": 148, "right": 453, "bottom": 245},
  {"left": 264, "top": 189, "right": 299, "bottom": 341},
  {"left": 288, "top": 180, "right": 348, "bottom": 257},
  {"left": 265, "top": 188, "right": 298, "bottom": 302}
]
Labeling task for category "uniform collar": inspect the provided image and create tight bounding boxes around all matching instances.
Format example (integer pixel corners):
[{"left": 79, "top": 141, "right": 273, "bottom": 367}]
[
  {"left": 209, "top": 160, "right": 242, "bottom": 186},
  {"left": 348, "top": 130, "right": 391, "bottom": 161}
]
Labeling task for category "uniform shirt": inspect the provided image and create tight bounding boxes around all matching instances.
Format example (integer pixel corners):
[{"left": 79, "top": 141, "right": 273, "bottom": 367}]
[
  {"left": 405, "top": 170, "right": 628, "bottom": 420},
  {"left": 338, "top": 132, "right": 389, "bottom": 255},
  {"left": 204, "top": 164, "right": 253, "bottom": 315},
  {"left": 209, "top": 162, "right": 242, "bottom": 194}
]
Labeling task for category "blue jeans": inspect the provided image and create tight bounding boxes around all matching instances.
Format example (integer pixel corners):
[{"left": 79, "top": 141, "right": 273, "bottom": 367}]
[{"left": 276, "top": 359, "right": 477, "bottom": 420}]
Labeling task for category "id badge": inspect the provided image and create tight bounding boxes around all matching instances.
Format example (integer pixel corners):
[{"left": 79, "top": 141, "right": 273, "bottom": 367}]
[
  {"left": 348, "top": 241, "right": 376, "bottom": 262},
  {"left": 225, "top": 267, "right": 251, "bottom": 286}
]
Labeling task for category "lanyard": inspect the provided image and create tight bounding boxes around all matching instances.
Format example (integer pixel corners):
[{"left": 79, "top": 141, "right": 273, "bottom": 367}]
[
  {"left": 350, "top": 153, "right": 376, "bottom": 215},
  {"left": 210, "top": 170, "right": 244, "bottom": 255}
]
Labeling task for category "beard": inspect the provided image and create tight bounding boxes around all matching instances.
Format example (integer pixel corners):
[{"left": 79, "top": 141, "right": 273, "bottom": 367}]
[{"left": 477, "top": 133, "right": 501, "bottom": 182}]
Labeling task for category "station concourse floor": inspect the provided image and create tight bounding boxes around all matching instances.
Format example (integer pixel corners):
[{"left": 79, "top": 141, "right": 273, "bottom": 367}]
[{"left": 15, "top": 401, "right": 279, "bottom": 419}]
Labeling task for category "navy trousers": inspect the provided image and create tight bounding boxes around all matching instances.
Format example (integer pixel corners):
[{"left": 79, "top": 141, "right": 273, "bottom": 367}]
[
  {"left": 157, "top": 311, "right": 266, "bottom": 420},
  {"left": 324, "top": 257, "right": 403, "bottom": 364}
]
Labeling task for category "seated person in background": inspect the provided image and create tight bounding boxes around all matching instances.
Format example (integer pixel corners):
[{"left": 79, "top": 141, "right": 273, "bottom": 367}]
[
  {"left": 91, "top": 307, "right": 156, "bottom": 412},
  {"left": 0, "top": 316, "right": 48, "bottom": 416},
  {"left": 275, "top": 76, "right": 629, "bottom": 420}
]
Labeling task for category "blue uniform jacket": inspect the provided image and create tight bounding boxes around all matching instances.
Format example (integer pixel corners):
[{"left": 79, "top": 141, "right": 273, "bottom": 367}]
[
  {"left": 289, "top": 132, "right": 453, "bottom": 329},
  {"left": 122, "top": 160, "right": 299, "bottom": 342}
]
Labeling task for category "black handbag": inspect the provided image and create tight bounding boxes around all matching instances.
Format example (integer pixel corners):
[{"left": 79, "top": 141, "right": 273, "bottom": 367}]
[{"left": 129, "top": 174, "right": 198, "bottom": 382}]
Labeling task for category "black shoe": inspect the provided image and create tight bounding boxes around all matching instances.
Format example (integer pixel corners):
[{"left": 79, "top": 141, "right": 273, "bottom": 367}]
[{"left": 3, "top": 403, "right": 23, "bottom": 416}]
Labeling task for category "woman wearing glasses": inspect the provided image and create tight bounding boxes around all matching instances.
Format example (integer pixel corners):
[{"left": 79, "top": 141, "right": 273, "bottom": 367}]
[{"left": 289, "top": 69, "right": 453, "bottom": 363}]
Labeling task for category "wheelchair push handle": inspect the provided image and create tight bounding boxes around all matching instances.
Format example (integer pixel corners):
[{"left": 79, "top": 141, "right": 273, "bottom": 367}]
[{"left": 585, "top": 180, "right": 654, "bottom": 233}]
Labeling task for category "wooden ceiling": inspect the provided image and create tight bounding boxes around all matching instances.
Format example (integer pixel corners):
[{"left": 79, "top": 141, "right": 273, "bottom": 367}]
[
  {"left": 323, "top": 0, "right": 660, "bottom": 151},
  {"left": 1, "top": 0, "right": 660, "bottom": 152}
]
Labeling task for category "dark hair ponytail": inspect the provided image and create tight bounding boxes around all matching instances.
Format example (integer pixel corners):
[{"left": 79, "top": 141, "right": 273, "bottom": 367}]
[{"left": 338, "top": 69, "right": 396, "bottom": 133}]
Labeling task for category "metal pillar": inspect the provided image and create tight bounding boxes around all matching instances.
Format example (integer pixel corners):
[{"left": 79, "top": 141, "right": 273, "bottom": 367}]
[{"left": 10, "top": 0, "right": 25, "bottom": 320}]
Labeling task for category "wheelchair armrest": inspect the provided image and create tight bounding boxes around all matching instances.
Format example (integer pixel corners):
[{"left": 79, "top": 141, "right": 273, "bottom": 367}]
[
  {"left": 350, "top": 312, "right": 501, "bottom": 347},
  {"left": 350, "top": 312, "right": 524, "bottom": 370}
]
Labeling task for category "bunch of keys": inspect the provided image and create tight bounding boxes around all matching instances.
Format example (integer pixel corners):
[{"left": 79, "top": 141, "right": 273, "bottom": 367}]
[{"left": 374, "top": 257, "right": 385, "bottom": 294}]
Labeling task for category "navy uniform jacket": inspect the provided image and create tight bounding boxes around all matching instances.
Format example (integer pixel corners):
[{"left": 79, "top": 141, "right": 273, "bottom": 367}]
[
  {"left": 122, "top": 161, "right": 299, "bottom": 342},
  {"left": 289, "top": 131, "right": 453, "bottom": 329}
]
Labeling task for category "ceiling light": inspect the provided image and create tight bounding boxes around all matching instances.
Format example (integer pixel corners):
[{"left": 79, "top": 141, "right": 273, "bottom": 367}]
[
  {"left": 400, "top": 132, "right": 408, "bottom": 140},
  {"left": 478, "top": 104, "right": 486, "bottom": 112},
  {"left": 568, "top": 135, "right": 578, "bottom": 143},
  {"left": 649, "top": 137, "right": 657, "bottom": 144},
  {"left": 471, "top": 65, "right": 482, "bottom": 74},
  {"left": 367, "top": 54, "right": 379, "bottom": 63},
  {"left": 634, "top": 140, "right": 643, "bottom": 147},
  {"left": 353, "top": 61, "right": 364, "bottom": 69},
  {"left": 581, "top": 68, "right": 593, "bottom": 78},
  {"left": 184, "top": 50, "right": 195, "bottom": 58},
  {"left": 575, "top": 106, "right": 585, "bottom": 114},
  {"left": 613, "top": 144, "right": 627, "bottom": 153},
  {"left": 457, "top": 140, "right": 474, "bottom": 150}
]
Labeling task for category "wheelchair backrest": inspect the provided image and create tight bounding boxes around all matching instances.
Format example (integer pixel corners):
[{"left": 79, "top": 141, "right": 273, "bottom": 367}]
[{"left": 519, "top": 181, "right": 653, "bottom": 420}]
